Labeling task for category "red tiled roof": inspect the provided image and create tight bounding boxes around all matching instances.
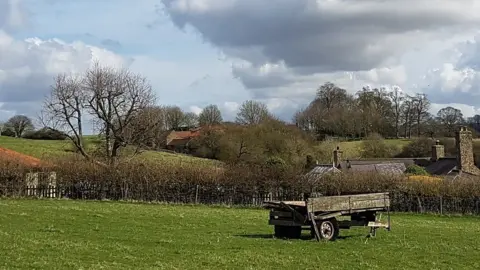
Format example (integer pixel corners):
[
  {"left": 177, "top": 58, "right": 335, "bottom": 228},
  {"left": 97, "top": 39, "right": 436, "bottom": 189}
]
[{"left": 0, "top": 147, "right": 48, "bottom": 168}]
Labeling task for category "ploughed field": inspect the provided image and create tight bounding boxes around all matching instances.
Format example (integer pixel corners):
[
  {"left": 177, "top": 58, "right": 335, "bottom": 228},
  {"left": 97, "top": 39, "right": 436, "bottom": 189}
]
[{"left": 1, "top": 199, "right": 479, "bottom": 269}]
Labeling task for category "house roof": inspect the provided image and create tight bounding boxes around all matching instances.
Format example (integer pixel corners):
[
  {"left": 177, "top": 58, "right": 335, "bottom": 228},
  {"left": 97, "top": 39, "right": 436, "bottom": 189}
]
[
  {"left": 168, "top": 138, "right": 192, "bottom": 147},
  {"left": 304, "top": 165, "right": 341, "bottom": 180},
  {"left": 342, "top": 158, "right": 431, "bottom": 167},
  {"left": 305, "top": 161, "right": 407, "bottom": 179},
  {"left": 348, "top": 162, "right": 407, "bottom": 176},
  {"left": 0, "top": 147, "right": 48, "bottom": 168},
  {"left": 424, "top": 157, "right": 458, "bottom": 175}
]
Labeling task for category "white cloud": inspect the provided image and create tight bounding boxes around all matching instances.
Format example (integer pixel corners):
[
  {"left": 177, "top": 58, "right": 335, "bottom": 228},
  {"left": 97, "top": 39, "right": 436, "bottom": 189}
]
[
  {"left": 0, "top": 30, "right": 127, "bottom": 120},
  {"left": 189, "top": 105, "right": 202, "bottom": 115}
]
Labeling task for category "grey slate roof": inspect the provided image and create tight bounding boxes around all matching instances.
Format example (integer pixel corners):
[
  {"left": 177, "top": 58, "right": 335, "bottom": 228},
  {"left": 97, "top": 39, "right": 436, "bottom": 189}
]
[
  {"left": 304, "top": 165, "right": 341, "bottom": 181},
  {"left": 424, "top": 157, "right": 457, "bottom": 175},
  {"left": 348, "top": 163, "right": 406, "bottom": 176}
]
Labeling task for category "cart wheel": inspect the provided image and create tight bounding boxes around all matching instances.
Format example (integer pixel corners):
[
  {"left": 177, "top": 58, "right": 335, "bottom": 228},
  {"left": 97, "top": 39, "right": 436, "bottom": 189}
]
[{"left": 317, "top": 218, "right": 339, "bottom": 241}]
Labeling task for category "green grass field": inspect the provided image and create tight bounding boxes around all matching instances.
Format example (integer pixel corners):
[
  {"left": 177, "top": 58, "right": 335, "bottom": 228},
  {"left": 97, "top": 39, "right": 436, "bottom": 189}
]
[
  {"left": 330, "top": 139, "right": 412, "bottom": 159},
  {"left": 1, "top": 199, "right": 479, "bottom": 269},
  {"left": 0, "top": 136, "right": 221, "bottom": 167}
]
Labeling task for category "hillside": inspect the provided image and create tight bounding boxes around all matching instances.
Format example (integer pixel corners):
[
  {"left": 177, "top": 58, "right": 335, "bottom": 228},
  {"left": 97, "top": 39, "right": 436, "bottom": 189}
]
[
  {"left": 0, "top": 136, "right": 222, "bottom": 168},
  {"left": 339, "top": 139, "right": 412, "bottom": 159}
]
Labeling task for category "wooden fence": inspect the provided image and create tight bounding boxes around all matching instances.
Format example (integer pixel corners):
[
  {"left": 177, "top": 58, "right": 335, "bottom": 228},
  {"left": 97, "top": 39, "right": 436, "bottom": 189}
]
[{"left": 1, "top": 184, "right": 479, "bottom": 215}]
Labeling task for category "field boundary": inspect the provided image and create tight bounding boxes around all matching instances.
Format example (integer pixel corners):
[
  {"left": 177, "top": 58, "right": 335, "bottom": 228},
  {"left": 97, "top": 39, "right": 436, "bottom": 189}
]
[{"left": 2, "top": 184, "right": 480, "bottom": 216}]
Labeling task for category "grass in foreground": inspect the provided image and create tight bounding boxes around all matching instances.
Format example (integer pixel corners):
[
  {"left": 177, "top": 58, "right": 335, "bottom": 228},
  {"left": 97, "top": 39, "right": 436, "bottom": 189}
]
[{"left": 1, "top": 199, "right": 480, "bottom": 269}]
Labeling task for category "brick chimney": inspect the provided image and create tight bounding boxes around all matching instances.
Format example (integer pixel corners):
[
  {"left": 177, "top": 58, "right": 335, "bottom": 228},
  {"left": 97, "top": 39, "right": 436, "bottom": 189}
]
[
  {"left": 431, "top": 140, "right": 444, "bottom": 162},
  {"left": 455, "top": 126, "right": 480, "bottom": 175},
  {"left": 333, "top": 146, "right": 342, "bottom": 168}
]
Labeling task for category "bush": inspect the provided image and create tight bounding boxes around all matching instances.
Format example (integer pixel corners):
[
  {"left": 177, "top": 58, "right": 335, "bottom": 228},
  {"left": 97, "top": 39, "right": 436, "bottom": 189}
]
[
  {"left": 405, "top": 164, "right": 429, "bottom": 175},
  {"left": 360, "top": 133, "right": 399, "bottom": 158},
  {"left": 3, "top": 154, "right": 480, "bottom": 206},
  {"left": 398, "top": 137, "right": 434, "bottom": 158},
  {"left": 23, "top": 127, "right": 68, "bottom": 140},
  {"left": 1, "top": 128, "right": 15, "bottom": 137}
]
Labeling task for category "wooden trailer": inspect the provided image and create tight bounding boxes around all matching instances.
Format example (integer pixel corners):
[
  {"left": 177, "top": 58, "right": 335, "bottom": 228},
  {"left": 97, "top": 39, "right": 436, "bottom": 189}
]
[{"left": 263, "top": 192, "right": 391, "bottom": 241}]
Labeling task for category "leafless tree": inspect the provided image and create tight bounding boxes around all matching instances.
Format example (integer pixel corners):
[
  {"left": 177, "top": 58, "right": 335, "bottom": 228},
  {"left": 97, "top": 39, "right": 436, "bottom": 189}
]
[
  {"left": 235, "top": 100, "right": 270, "bottom": 125},
  {"left": 5, "top": 115, "right": 34, "bottom": 137},
  {"left": 198, "top": 104, "right": 223, "bottom": 126},
  {"left": 43, "top": 61, "right": 157, "bottom": 166},
  {"left": 43, "top": 73, "right": 88, "bottom": 156},
  {"left": 437, "top": 106, "right": 464, "bottom": 136},
  {"left": 388, "top": 86, "right": 404, "bottom": 138},
  {"left": 82, "top": 62, "right": 156, "bottom": 164},
  {"left": 412, "top": 93, "right": 431, "bottom": 137},
  {"left": 164, "top": 105, "right": 185, "bottom": 130},
  {"left": 183, "top": 112, "right": 199, "bottom": 128}
]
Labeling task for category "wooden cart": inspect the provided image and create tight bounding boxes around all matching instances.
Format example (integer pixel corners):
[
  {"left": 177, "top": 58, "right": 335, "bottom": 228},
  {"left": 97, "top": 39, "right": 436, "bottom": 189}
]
[{"left": 263, "top": 192, "right": 391, "bottom": 241}]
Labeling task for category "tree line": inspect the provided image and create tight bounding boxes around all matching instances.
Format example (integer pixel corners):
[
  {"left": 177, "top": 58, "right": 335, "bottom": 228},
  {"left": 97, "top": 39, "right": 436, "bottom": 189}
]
[
  {"left": 294, "top": 82, "right": 478, "bottom": 139},
  {"left": 2, "top": 62, "right": 478, "bottom": 168}
]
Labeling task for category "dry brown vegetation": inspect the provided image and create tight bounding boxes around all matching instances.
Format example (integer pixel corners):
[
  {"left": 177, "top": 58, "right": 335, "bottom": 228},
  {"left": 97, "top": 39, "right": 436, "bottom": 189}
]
[{"left": 2, "top": 155, "right": 480, "bottom": 206}]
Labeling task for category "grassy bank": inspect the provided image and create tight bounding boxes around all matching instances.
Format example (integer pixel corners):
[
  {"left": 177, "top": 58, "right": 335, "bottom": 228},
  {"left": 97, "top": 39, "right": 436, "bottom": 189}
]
[
  {"left": 0, "top": 199, "right": 479, "bottom": 269},
  {"left": 0, "top": 136, "right": 221, "bottom": 168}
]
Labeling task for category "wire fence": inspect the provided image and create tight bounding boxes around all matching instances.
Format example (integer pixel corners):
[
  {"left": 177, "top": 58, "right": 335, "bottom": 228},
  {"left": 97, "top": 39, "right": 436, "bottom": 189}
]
[{"left": 2, "top": 184, "right": 480, "bottom": 215}]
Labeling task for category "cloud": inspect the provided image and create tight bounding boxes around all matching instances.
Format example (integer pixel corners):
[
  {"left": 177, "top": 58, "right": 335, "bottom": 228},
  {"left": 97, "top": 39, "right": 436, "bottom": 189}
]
[
  {"left": 162, "top": 0, "right": 480, "bottom": 75},
  {"left": 0, "top": 30, "right": 128, "bottom": 120},
  {"left": 161, "top": 0, "right": 480, "bottom": 118},
  {"left": 0, "top": 0, "right": 27, "bottom": 31},
  {"left": 189, "top": 105, "right": 202, "bottom": 115}
]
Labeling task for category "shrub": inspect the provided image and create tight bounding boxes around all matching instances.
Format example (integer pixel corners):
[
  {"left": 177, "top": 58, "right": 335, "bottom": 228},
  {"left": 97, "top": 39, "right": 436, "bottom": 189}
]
[
  {"left": 360, "top": 133, "right": 399, "bottom": 158},
  {"left": 23, "top": 127, "right": 68, "bottom": 140},
  {"left": 398, "top": 137, "right": 434, "bottom": 158},
  {"left": 405, "top": 164, "right": 429, "bottom": 176},
  {"left": 0, "top": 128, "right": 15, "bottom": 137}
]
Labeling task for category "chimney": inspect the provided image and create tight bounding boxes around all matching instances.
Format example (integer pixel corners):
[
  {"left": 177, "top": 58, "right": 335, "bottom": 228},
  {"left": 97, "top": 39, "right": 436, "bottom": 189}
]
[
  {"left": 333, "top": 146, "right": 342, "bottom": 168},
  {"left": 455, "top": 126, "right": 480, "bottom": 175},
  {"left": 431, "top": 140, "right": 444, "bottom": 162}
]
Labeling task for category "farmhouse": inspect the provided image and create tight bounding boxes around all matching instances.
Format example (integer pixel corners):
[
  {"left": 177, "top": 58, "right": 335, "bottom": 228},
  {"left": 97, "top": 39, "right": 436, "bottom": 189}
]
[
  {"left": 0, "top": 147, "right": 57, "bottom": 197},
  {"left": 306, "top": 126, "right": 480, "bottom": 180},
  {"left": 164, "top": 125, "right": 225, "bottom": 153},
  {"left": 163, "top": 127, "right": 202, "bottom": 153}
]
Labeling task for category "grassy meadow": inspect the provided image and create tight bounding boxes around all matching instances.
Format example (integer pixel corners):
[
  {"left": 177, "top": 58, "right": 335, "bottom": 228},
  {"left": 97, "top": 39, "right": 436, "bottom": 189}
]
[
  {"left": 0, "top": 199, "right": 479, "bottom": 269},
  {"left": 334, "top": 138, "right": 412, "bottom": 159},
  {"left": 0, "top": 135, "right": 222, "bottom": 168},
  {"left": 0, "top": 135, "right": 412, "bottom": 163}
]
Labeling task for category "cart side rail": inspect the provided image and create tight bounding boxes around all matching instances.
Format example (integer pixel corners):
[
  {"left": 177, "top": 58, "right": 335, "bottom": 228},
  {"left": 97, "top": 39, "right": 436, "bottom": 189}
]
[{"left": 307, "top": 192, "right": 390, "bottom": 213}]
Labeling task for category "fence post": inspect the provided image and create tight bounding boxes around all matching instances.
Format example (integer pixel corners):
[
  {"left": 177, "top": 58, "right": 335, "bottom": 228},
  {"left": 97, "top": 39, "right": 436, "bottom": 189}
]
[
  {"left": 195, "top": 185, "right": 199, "bottom": 204},
  {"left": 440, "top": 196, "right": 443, "bottom": 215}
]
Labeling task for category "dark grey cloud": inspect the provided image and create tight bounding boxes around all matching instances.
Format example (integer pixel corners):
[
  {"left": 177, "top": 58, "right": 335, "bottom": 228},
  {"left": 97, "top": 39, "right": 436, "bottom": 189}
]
[{"left": 162, "top": 0, "right": 480, "bottom": 75}]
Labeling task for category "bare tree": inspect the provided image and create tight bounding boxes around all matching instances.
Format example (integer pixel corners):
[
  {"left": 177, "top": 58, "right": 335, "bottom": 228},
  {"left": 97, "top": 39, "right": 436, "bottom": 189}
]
[
  {"left": 5, "top": 115, "right": 34, "bottom": 137},
  {"left": 388, "top": 86, "right": 404, "bottom": 138},
  {"left": 43, "top": 73, "right": 88, "bottom": 156},
  {"left": 412, "top": 93, "right": 431, "bottom": 137},
  {"left": 437, "top": 106, "right": 464, "bottom": 136},
  {"left": 401, "top": 95, "right": 415, "bottom": 138},
  {"left": 235, "top": 100, "right": 270, "bottom": 125},
  {"left": 43, "top": 62, "right": 157, "bottom": 166},
  {"left": 164, "top": 106, "right": 185, "bottom": 130},
  {"left": 183, "top": 112, "right": 199, "bottom": 128},
  {"left": 83, "top": 62, "right": 156, "bottom": 164},
  {"left": 198, "top": 104, "right": 223, "bottom": 126}
]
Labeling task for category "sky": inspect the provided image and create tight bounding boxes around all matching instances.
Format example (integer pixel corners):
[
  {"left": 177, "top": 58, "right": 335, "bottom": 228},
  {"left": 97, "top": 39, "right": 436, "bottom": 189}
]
[{"left": 2, "top": 0, "right": 480, "bottom": 132}]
